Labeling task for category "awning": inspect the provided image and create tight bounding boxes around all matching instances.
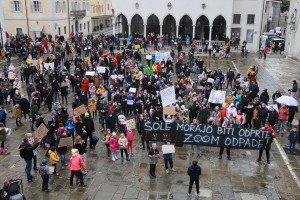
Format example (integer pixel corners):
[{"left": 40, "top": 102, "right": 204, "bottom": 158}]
[
  {"left": 91, "top": 15, "right": 113, "bottom": 20},
  {"left": 29, "top": 25, "right": 44, "bottom": 32}
]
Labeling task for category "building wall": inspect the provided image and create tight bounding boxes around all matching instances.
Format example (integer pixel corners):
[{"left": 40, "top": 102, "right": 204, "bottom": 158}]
[
  {"left": 286, "top": 0, "right": 300, "bottom": 61},
  {"left": 112, "top": 0, "right": 263, "bottom": 51}
]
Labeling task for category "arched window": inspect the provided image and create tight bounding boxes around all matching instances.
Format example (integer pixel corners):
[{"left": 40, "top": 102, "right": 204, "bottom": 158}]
[
  {"left": 62, "top": 1, "right": 66, "bottom": 13},
  {"left": 55, "top": 1, "right": 61, "bottom": 13}
]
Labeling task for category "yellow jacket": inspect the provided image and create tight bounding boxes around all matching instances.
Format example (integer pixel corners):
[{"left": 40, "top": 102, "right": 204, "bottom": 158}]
[
  {"left": 96, "top": 87, "right": 106, "bottom": 95},
  {"left": 48, "top": 150, "right": 60, "bottom": 164},
  {"left": 88, "top": 101, "right": 97, "bottom": 111},
  {"left": 152, "top": 64, "right": 157, "bottom": 72}
]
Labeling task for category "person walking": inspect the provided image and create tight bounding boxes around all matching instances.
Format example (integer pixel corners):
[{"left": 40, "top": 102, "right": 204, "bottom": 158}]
[
  {"left": 256, "top": 122, "right": 276, "bottom": 164},
  {"left": 187, "top": 159, "right": 201, "bottom": 196},
  {"left": 277, "top": 103, "right": 289, "bottom": 135},
  {"left": 288, "top": 127, "right": 299, "bottom": 154},
  {"left": 148, "top": 143, "right": 160, "bottom": 178},
  {"left": 69, "top": 149, "right": 87, "bottom": 187},
  {"left": 38, "top": 159, "right": 51, "bottom": 192},
  {"left": 263, "top": 45, "right": 269, "bottom": 60}
]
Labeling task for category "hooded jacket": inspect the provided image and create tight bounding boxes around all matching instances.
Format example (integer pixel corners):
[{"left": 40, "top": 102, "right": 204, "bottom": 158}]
[{"left": 70, "top": 153, "right": 86, "bottom": 171}]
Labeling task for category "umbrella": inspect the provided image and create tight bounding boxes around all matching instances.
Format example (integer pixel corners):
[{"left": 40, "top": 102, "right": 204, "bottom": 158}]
[
  {"left": 101, "top": 53, "right": 110, "bottom": 58},
  {"left": 275, "top": 95, "right": 299, "bottom": 106}
]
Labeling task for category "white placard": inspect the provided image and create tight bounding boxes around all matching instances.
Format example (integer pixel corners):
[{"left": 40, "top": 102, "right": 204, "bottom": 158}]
[
  {"left": 30, "top": 59, "right": 38, "bottom": 66},
  {"left": 208, "top": 89, "right": 226, "bottom": 104},
  {"left": 48, "top": 166, "right": 55, "bottom": 174},
  {"left": 160, "top": 86, "right": 176, "bottom": 107},
  {"left": 127, "top": 99, "right": 134, "bottom": 105},
  {"left": 111, "top": 74, "right": 118, "bottom": 79},
  {"left": 97, "top": 66, "right": 106, "bottom": 73},
  {"left": 85, "top": 71, "right": 95, "bottom": 76},
  {"left": 118, "top": 75, "right": 124, "bottom": 79},
  {"left": 267, "top": 104, "right": 279, "bottom": 112},
  {"left": 101, "top": 91, "right": 108, "bottom": 97},
  {"left": 129, "top": 88, "right": 137, "bottom": 93},
  {"left": 44, "top": 63, "right": 54, "bottom": 70},
  {"left": 162, "top": 145, "right": 175, "bottom": 154},
  {"left": 126, "top": 119, "right": 136, "bottom": 130},
  {"left": 207, "top": 78, "right": 215, "bottom": 83},
  {"left": 146, "top": 55, "right": 152, "bottom": 60}
]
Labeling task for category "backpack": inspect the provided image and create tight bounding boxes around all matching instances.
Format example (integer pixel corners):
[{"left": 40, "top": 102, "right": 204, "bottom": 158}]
[{"left": 19, "top": 144, "right": 25, "bottom": 158}]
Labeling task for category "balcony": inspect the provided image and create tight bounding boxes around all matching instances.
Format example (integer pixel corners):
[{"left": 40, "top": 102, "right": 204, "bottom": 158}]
[{"left": 70, "top": 10, "right": 86, "bottom": 18}]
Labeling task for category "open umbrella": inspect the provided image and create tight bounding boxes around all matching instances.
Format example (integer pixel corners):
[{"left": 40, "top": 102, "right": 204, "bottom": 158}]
[{"left": 275, "top": 95, "right": 299, "bottom": 106}]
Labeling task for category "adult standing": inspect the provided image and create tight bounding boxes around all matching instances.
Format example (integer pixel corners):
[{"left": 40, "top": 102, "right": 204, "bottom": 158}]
[
  {"left": 148, "top": 143, "right": 160, "bottom": 178},
  {"left": 187, "top": 160, "right": 201, "bottom": 196},
  {"left": 19, "top": 138, "right": 40, "bottom": 182},
  {"left": 69, "top": 149, "right": 87, "bottom": 187},
  {"left": 256, "top": 122, "right": 276, "bottom": 164},
  {"left": 82, "top": 112, "right": 95, "bottom": 149},
  {"left": 277, "top": 103, "right": 289, "bottom": 135},
  {"left": 291, "top": 80, "right": 298, "bottom": 98}
]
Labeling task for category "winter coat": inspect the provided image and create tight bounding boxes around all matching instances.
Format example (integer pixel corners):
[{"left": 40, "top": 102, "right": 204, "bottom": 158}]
[
  {"left": 30, "top": 103, "right": 38, "bottom": 119},
  {"left": 88, "top": 101, "right": 97, "bottom": 112},
  {"left": 187, "top": 164, "right": 201, "bottom": 179},
  {"left": 19, "top": 142, "right": 39, "bottom": 160},
  {"left": 70, "top": 153, "right": 86, "bottom": 171},
  {"left": 126, "top": 130, "right": 134, "bottom": 141},
  {"left": 19, "top": 98, "right": 30, "bottom": 112},
  {"left": 39, "top": 164, "right": 50, "bottom": 176},
  {"left": 81, "top": 79, "right": 89, "bottom": 92},
  {"left": 289, "top": 130, "right": 299, "bottom": 143},
  {"left": 0, "top": 127, "right": 7, "bottom": 141},
  {"left": 110, "top": 136, "right": 119, "bottom": 151},
  {"left": 118, "top": 137, "right": 128, "bottom": 149},
  {"left": 13, "top": 106, "right": 22, "bottom": 118},
  {"left": 278, "top": 107, "right": 289, "bottom": 121},
  {"left": 48, "top": 149, "right": 60, "bottom": 164}
]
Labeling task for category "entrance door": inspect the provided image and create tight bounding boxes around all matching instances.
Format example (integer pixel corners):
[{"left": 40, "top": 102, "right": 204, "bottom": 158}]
[
  {"left": 231, "top": 28, "right": 241, "bottom": 40},
  {"left": 75, "top": 20, "right": 78, "bottom": 32}
]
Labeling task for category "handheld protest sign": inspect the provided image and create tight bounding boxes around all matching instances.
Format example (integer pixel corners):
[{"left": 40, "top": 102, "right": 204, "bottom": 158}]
[
  {"left": 74, "top": 105, "right": 87, "bottom": 116},
  {"left": 33, "top": 124, "right": 49, "bottom": 142}
]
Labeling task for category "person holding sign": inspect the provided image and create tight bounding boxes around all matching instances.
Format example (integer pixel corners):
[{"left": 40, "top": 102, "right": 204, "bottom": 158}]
[
  {"left": 162, "top": 141, "right": 176, "bottom": 174},
  {"left": 256, "top": 122, "right": 276, "bottom": 164},
  {"left": 148, "top": 143, "right": 160, "bottom": 178}
]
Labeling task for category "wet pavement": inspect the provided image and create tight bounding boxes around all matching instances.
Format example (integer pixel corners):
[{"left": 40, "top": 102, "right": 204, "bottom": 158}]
[{"left": 1, "top": 51, "right": 300, "bottom": 199}]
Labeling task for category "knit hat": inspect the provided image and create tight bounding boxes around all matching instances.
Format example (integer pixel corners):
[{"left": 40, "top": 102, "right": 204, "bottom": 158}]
[{"left": 41, "top": 159, "right": 48, "bottom": 165}]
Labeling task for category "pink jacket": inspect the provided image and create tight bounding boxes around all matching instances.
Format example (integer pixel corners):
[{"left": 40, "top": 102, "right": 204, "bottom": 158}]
[
  {"left": 110, "top": 136, "right": 119, "bottom": 151},
  {"left": 70, "top": 153, "right": 86, "bottom": 171},
  {"left": 126, "top": 130, "right": 134, "bottom": 141}
]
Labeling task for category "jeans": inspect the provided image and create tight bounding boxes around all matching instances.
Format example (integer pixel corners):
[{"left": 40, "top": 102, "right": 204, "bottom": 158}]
[
  {"left": 289, "top": 141, "right": 296, "bottom": 152},
  {"left": 60, "top": 154, "right": 65, "bottom": 165},
  {"left": 111, "top": 151, "right": 117, "bottom": 159},
  {"left": 25, "top": 159, "right": 33, "bottom": 181},
  {"left": 164, "top": 158, "right": 173, "bottom": 170},
  {"left": 41, "top": 175, "right": 49, "bottom": 190},
  {"left": 277, "top": 120, "right": 287, "bottom": 133},
  {"left": 188, "top": 178, "right": 200, "bottom": 194}
]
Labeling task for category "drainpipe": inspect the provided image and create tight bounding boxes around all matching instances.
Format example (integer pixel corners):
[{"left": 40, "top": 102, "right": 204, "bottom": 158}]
[{"left": 24, "top": 0, "right": 30, "bottom": 35}]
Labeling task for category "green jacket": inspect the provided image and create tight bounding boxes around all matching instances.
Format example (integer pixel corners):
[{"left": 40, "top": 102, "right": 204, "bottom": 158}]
[
  {"left": 30, "top": 103, "right": 38, "bottom": 119},
  {"left": 145, "top": 66, "right": 151, "bottom": 76}
]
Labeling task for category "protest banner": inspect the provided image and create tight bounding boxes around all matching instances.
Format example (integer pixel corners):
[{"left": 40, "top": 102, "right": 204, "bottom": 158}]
[
  {"left": 59, "top": 137, "right": 73, "bottom": 147},
  {"left": 74, "top": 105, "right": 86, "bottom": 116},
  {"left": 135, "top": 44, "right": 140, "bottom": 50},
  {"left": 111, "top": 74, "right": 118, "bottom": 79},
  {"left": 146, "top": 55, "right": 152, "bottom": 60},
  {"left": 144, "top": 121, "right": 272, "bottom": 149},
  {"left": 160, "top": 86, "right": 176, "bottom": 107},
  {"left": 33, "top": 123, "right": 49, "bottom": 141},
  {"left": 129, "top": 88, "right": 137, "bottom": 93},
  {"left": 126, "top": 119, "right": 136, "bottom": 130},
  {"left": 163, "top": 106, "right": 176, "bottom": 115},
  {"left": 85, "top": 71, "right": 95, "bottom": 76},
  {"left": 30, "top": 59, "right": 38, "bottom": 66},
  {"left": 97, "top": 66, "right": 106, "bottom": 73},
  {"left": 208, "top": 89, "right": 226, "bottom": 104},
  {"left": 162, "top": 145, "right": 175, "bottom": 154},
  {"left": 44, "top": 63, "right": 54, "bottom": 70}
]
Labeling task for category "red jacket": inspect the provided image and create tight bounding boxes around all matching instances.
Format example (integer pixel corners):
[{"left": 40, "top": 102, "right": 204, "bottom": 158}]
[
  {"left": 70, "top": 153, "right": 86, "bottom": 171},
  {"left": 260, "top": 125, "right": 276, "bottom": 138},
  {"left": 81, "top": 79, "right": 89, "bottom": 92},
  {"left": 220, "top": 108, "right": 226, "bottom": 121},
  {"left": 278, "top": 107, "right": 289, "bottom": 120}
]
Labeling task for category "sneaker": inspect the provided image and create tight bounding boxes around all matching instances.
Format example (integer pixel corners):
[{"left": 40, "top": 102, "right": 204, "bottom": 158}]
[
  {"left": 171, "top": 168, "right": 176, "bottom": 172},
  {"left": 187, "top": 193, "right": 191, "bottom": 196},
  {"left": 112, "top": 157, "right": 115, "bottom": 161},
  {"left": 2, "top": 149, "right": 7, "bottom": 153},
  {"left": 166, "top": 169, "right": 170, "bottom": 174},
  {"left": 227, "top": 156, "right": 231, "bottom": 160},
  {"left": 61, "top": 166, "right": 65, "bottom": 170},
  {"left": 195, "top": 192, "right": 200, "bottom": 196},
  {"left": 115, "top": 156, "right": 118, "bottom": 160}
]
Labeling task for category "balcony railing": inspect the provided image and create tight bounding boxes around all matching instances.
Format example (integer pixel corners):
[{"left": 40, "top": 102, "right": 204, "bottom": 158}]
[{"left": 70, "top": 10, "right": 86, "bottom": 18}]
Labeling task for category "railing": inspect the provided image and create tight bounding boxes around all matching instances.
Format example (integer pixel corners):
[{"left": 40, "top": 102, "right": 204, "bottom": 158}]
[{"left": 70, "top": 10, "right": 86, "bottom": 18}]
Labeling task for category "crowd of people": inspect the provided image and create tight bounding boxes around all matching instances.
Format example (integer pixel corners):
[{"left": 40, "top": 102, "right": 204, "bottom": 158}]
[{"left": 0, "top": 31, "right": 298, "bottom": 196}]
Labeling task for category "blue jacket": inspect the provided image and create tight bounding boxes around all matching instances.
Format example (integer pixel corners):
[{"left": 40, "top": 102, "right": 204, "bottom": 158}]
[
  {"left": 187, "top": 164, "right": 201, "bottom": 179},
  {"left": 289, "top": 131, "right": 299, "bottom": 143},
  {"left": 0, "top": 109, "right": 7, "bottom": 121}
]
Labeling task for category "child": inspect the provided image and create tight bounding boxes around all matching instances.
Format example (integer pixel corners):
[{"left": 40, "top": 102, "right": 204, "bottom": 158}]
[
  {"left": 13, "top": 104, "right": 22, "bottom": 126},
  {"left": 38, "top": 159, "right": 51, "bottom": 192},
  {"left": 88, "top": 99, "right": 97, "bottom": 119},
  {"left": 288, "top": 127, "right": 299, "bottom": 154},
  {"left": 48, "top": 146, "right": 60, "bottom": 176},
  {"left": 103, "top": 129, "right": 111, "bottom": 157}
]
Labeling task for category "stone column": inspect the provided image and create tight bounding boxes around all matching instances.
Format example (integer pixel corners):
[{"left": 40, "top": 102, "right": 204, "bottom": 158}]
[
  {"left": 144, "top": 24, "right": 147, "bottom": 37},
  {"left": 209, "top": 25, "right": 212, "bottom": 46},
  {"left": 113, "top": 23, "right": 115, "bottom": 35},
  {"left": 116, "top": 23, "right": 119, "bottom": 34},
  {"left": 160, "top": 24, "right": 163, "bottom": 36},
  {"left": 226, "top": 26, "right": 231, "bottom": 38},
  {"left": 128, "top": 24, "right": 131, "bottom": 36},
  {"left": 192, "top": 25, "right": 195, "bottom": 39},
  {"left": 176, "top": 25, "right": 179, "bottom": 37}
]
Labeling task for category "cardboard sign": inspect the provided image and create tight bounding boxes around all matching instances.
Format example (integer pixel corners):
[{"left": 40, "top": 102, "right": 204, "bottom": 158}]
[
  {"left": 126, "top": 119, "right": 136, "bottom": 130},
  {"left": 208, "top": 89, "right": 226, "bottom": 104},
  {"left": 33, "top": 123, "right": 49, "bottom": 141},
  {"left": 48, "top": 166, "right": 55, "bottom": 174},
  {"left": 162, "top": 145, "right": 175, "bottom": 154},
  {"left": 30, "top": 59, "right": 38, "bottom": 66},
  {"left": 146, "top": 55, "right": 152, "bottom": 60},
  {"left": 111, "top": 74, "right": 118, "bottom": 79},
  {"left": 44, "top": 63, "right": 54, "bottom": 70},
  {"left": 129, "top": 88, "right": 137, "bottom": 93},
  {"left": 74, "top": 105, "right": 86, "bottom": 116},
  {"left": 163, "top": 106, "right": 176, "bottom": 115},
  {"left": 59, "top": 137, "right": 73, "bottom": 147},
  {"left": 97, "top": 66, "right": 106, "bottom": 73},
  {"left": 135, "top": 45, "right": 140, "bottom": 50},
  {"left": 160, "top": 86, "right": 176, "bottom": 107},
  {"left": 85, "top": 71, "right": 95, "bottom": 76},
  {"left": 118, "top": 75, "right": 124, "bottom": 79}
]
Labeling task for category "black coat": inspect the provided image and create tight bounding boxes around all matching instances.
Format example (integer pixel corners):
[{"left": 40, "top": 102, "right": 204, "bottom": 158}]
[{"left": 19, "top": 142, "right": 39, "bottom": 160}]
